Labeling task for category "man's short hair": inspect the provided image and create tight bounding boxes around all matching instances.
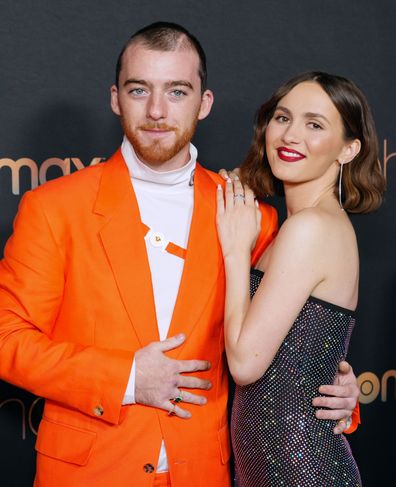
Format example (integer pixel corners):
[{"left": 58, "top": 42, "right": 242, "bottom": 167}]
[{"left": 115, "top": 21, "right": 207, "bottom": 92}]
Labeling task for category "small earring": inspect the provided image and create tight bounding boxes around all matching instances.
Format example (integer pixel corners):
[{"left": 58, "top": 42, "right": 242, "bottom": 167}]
[{"left": 338, "top": 162, "right": 344, "bottom": 210}]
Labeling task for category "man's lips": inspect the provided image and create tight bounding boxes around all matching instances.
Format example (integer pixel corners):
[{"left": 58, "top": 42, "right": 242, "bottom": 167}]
[
  {"left": 140, "top": 124, "right": 176, "bottom": 131},
  {"left": 139, "top": 125, "right": 176, "bottom": 138},
  {"left": 277, "top": 147, "right": 306, "bottom": 162}
]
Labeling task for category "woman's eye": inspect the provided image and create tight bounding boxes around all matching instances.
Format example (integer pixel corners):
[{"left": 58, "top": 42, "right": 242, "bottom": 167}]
[
  {"left": 274, "top": 115, "right": 289, "bottom": 123},
  {"left": 308, "top": 122, "right": 323, "bottom": 130}
]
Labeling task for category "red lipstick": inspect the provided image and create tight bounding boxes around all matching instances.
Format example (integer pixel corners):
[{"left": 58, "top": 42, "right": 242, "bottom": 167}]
[{"left": 277, "top": 147, "right": 306, "bottom": 163}]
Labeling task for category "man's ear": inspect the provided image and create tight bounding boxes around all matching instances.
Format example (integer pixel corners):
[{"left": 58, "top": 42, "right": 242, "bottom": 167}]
[
  {"left": 198, "top": 89, "right": 214, "bottom": 121},
  {"left": 110, "top": 85, "right": 121, "bottom": 116}
]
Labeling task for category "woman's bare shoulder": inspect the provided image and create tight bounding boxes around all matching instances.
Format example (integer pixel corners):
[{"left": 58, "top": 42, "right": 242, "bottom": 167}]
[{"left": 278, "top": 207, "right": 335, "bottom": 243}]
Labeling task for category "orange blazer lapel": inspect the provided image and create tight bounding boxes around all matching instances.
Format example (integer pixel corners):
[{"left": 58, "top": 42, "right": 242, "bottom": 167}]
[
  {"left": 167, "top": 164, "right": 224, "bottom": 355},
  {"left": 94, "top": 149, "right": 159, "bottom": 346}
]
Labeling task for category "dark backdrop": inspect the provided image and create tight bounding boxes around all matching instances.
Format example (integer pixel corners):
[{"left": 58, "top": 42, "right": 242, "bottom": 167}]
[{"left": 0, "top": 1, "right": 395, "bottom": 485}]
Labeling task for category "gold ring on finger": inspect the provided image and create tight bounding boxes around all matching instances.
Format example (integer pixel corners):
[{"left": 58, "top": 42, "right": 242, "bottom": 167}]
[{"left": 168, "top": 404, "right": 176, "bottom": 416}]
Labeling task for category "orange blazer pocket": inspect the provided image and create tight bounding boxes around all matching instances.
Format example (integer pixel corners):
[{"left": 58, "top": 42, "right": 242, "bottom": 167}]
[
  {"left": 35, "top": 418, "right": 97, "bottom": 466},
  {"left": 218, "top": 424, "right": 231, "bottom": 465}
]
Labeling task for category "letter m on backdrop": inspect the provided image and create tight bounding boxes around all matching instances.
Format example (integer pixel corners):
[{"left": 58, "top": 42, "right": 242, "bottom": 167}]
[
  {"left": 0, "top": 158, "right": 38, "bottom": 195},
  {"left": 0, "top": 157, "right": 102, "bottom": 195}
]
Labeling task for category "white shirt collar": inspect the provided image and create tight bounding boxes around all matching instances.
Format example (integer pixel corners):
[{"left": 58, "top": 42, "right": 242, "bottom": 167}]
[{"left": 121, "top": 136, "right": 197, "bottom": 186}]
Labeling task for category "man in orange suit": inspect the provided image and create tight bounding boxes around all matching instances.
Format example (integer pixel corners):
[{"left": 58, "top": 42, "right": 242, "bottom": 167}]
[{"left": 0, "top": 22, "right": 359, "bottom": 487}]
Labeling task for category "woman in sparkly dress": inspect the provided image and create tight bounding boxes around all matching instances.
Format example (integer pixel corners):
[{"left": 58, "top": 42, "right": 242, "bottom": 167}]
[{"left": 216, "top": 72, "right": 385, "bottom": 486}]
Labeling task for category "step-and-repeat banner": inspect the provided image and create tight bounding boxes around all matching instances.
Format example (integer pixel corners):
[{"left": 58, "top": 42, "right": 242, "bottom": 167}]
[{"left": 0, "top": 1, "right": 394, "bottom": 485}]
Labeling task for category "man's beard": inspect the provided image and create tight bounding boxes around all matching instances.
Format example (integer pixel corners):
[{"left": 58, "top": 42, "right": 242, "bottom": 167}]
[{"left": 121, "top": 118, "right": 198, "bottom": 165}]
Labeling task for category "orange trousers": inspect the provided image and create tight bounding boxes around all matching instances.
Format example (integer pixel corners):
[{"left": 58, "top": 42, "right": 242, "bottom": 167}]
[{"left": 153, "top": 472, "right": 171, "bottom": 487}]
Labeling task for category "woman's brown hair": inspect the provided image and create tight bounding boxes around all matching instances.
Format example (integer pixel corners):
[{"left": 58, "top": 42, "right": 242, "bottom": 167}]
[{"left": 240, "top": 71, "right": 386, "bottom": 213}]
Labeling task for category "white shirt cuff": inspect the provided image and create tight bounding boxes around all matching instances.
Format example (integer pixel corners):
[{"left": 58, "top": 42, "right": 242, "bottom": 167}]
[{"left": 122, "top": 358, "right": 136, "bottom": 405}]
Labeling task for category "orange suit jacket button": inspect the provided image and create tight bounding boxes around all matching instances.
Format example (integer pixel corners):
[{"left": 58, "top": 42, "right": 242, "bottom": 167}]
[
  {"left": 143, "top": 463, "right": 155, "bottom": 473},
  {"left": 93, "top": 405, "right": 104, "bottom": 417}
]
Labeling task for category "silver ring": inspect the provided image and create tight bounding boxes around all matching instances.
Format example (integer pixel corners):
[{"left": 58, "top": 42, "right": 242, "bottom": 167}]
[{"left": 233, "top": 194, "right": 245, "bottom": 201}]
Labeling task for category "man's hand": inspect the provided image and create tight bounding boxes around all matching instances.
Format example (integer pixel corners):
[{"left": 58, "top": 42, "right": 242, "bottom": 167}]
[
  {"left": 313, "top": 361, "right": 359, "bottom": 434},
  {"left": 134, "top": 333, "right": 212, "bottom": 419}
]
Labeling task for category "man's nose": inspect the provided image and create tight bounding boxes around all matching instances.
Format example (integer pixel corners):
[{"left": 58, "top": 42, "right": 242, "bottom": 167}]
[{"left": 147, "top": 93, "right": 167, "bottom": 120}]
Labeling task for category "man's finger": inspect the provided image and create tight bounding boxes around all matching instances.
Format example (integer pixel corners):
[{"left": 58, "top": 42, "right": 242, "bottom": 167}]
[
  {"left": 315, "top": 408, "right": 351, "bottom": 421},
  {"left": 338, "top": 360, "right": 352, "bottom": 374},
  {"left": 174, "top": 390, "right": 207, "bottom": 405},
  {"left": 333, "top": 426, "right": 346, "bottom": 435},
  {"left": 333, "top": 419, "right": 350, "bottom": 435},
  {"left": 313, "top": 396, "right": 355, "bottom": 410},
  {"left": 156, "top": 334, "right": 186, "bottom": 352},
  {"left": 177, "top": 359, "right": 211, "bottom": 374},
  {"left": 318, "top": 384, "right": 355, "bottom": 397},
  {"left": 164, "top": 401, "right": 192, "bottom": 419},
  {"left": 178, "top": 375, "right": 212, "bottom": 390}
]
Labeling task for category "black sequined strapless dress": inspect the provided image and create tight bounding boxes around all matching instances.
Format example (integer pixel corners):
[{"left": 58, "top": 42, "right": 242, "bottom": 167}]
[{"left": 232, "top": 269, "right": 361, "bottom": 487}]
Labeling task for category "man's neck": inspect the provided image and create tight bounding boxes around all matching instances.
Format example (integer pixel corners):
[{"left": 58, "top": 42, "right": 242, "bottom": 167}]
[
  {"left": 137, "top": 146, "right": 191, "bottom": 172},
  {"left": 121, "top": 137, "right": 198, "bottom": 185}
]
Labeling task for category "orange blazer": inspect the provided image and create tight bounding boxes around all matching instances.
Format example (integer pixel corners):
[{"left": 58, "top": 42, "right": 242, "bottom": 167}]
[{"left": 0, "top": 150, "right": 277, "bottom": 487}]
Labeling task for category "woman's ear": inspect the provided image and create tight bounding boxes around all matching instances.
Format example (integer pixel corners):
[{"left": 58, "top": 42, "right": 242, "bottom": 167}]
[{"left": 339, "top": 138, "right": 361, "bottom": 165}]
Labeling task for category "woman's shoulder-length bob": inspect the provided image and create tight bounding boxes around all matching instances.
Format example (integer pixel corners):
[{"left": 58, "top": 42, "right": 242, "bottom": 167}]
[{"left": 240, "top": 71, "right": 386, "bottom": 213}]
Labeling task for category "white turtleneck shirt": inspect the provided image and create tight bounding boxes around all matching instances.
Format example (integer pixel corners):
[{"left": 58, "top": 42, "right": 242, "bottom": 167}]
[{"left": 121, "top": 136, "right": 196, "bottom": 472}]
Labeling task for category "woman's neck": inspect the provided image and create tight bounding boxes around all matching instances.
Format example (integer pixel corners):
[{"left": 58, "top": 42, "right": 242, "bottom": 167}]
[{"left": 284, "top": 179, "right": 337, "bottom": 216}]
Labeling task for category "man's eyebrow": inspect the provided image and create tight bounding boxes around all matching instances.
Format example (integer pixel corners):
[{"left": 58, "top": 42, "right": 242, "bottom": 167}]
[
  {"left": 123, "top": 78, "right": 148, "bottom": 87},
  {"left": 122, "top": 79, "right": 194, "bottom": 90},
  {"left": 164, "top": 80, "right": 194, "bottom": 90}
]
